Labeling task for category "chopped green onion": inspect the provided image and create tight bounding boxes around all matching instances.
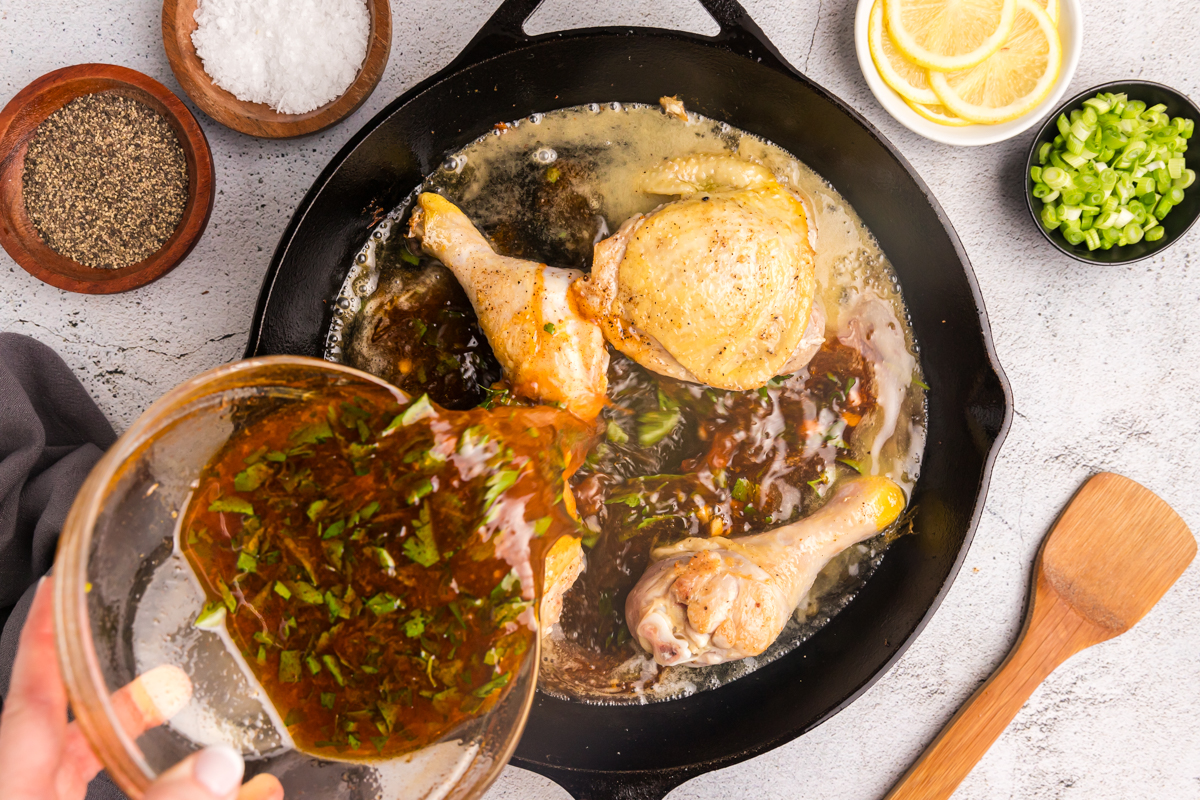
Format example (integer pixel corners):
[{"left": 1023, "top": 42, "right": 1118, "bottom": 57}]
[
  {"left": 1061, "top": 151, "right": 1087, "bottom": 169},
  {"left": 1041, "top": 166, "right": 1069, "bottom": 190},
  {"left": 1062, "top": 189, "right": 1085, "bottom": 205},
  {"left": 1032, "top": 91, "right": 1194, "bottom": 251},
  {"left": 1102, "top": 130, "right": 1128, "bottom": 149},
  {"left": 1040, "top": 204, "right": 1059, "bottom": 230}
]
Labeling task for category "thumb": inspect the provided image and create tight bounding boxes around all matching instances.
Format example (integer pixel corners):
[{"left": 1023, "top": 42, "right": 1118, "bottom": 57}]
[{"left": 144, "top": 745, "right": 244, "bottom": 800}]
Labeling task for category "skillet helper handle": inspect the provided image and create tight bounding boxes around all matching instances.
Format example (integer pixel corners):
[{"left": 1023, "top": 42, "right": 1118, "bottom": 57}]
[
  {"left": 452, "top": 0, "right": 784, "bottom": 69},
  {"left": 541, "top": 767, "right": 694, "bottom": 800},
  {"left": 885, "top": 577, "right": 1095, "bottom": 800},
  {"left": 694, "top": 0, "right": 792, "bottom": 67}
]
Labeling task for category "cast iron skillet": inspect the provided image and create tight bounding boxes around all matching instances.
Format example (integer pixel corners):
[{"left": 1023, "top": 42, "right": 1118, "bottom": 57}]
[{"left": 246, "top": 1, "right": 1013, "bottom": 797}]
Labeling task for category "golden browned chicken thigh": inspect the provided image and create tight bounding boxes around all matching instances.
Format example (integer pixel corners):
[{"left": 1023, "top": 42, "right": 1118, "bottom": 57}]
[{"left": 572, "top": 154, "right": 820, "bottom": 390}]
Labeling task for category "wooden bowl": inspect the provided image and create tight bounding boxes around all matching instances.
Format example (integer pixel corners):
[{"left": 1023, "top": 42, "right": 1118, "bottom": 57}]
[
  {"left": 162, "top": 0, "right": 392, "bottom": 138},
  {"left": 0, "top": 64, "right": 215, "bottom": 294}
]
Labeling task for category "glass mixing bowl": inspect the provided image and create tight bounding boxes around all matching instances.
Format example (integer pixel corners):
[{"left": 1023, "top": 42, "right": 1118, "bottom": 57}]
[{"left": 53, "top": 356, "right": 538, "bottom": 799}]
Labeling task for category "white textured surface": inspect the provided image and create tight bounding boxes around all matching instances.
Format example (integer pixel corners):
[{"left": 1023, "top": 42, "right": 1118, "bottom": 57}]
[{"left": 2, "top": 1, "right": 1198, "bottom": 798}]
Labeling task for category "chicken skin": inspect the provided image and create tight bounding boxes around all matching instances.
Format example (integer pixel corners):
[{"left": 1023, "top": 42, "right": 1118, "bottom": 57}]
[
  {"left": 409, "top": 192, "right": 609, "bottom": 420},
  {"left": 572, "top": 154, "right": 819, "bottom": 390},
  {"left": 540, "top": 534, "right": 583, "bottom": 628},
  {"left": 625, "top": 476, "right": 905, "bottom": 666}
]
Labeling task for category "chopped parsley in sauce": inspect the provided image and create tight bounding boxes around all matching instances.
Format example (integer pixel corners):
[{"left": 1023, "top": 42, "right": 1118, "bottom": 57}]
[{"left": 181, "top": 381, "right": 591, "bottom": 759}]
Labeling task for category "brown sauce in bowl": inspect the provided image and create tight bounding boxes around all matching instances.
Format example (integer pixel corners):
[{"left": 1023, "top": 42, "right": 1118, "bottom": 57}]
[{"left": 180, "top": 383, "right": 592, "bottom": 759}]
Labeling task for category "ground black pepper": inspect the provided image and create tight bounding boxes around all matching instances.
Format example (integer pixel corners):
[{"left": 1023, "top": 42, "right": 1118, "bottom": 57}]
[{"left": 22, "top": 93, "right": 189, "bottom": 270}]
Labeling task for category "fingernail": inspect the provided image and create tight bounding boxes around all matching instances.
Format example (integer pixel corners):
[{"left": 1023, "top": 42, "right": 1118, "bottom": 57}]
[{"left": 193, "top": 745, "right": 244, "bottom": 797}]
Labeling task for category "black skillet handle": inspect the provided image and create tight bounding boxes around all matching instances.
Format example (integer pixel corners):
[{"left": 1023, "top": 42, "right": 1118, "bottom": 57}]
[
  {"left": 448, "top": 0, "right": 792, "bottom": 73},
  {"left": 523, "top": 764, "right": 701, "bottom": 800}
]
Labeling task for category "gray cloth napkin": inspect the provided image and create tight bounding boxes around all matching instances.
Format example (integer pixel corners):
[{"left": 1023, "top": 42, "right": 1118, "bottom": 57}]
[{"left": 0, "top": 332, "right": 126, "bottom": 799}]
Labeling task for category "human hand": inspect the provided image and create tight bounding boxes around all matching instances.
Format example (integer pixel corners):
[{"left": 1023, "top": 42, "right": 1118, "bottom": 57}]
[{"left": 0, "top": 577, "right": 284, "bottom": 800}]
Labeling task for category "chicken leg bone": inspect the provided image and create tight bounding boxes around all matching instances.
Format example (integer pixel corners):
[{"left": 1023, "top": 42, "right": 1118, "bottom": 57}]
[{"left": 626, "top": 476, "right": 906, "bottom": 666}]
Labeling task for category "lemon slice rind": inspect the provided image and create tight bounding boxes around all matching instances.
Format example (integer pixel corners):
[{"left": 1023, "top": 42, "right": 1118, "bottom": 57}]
[
  {"left": 885, "top": 0, "right": 1017, "bottom": 72},
  {"left": 928, "top": 0, "right": 1061, "bottom": 125},
  {"left": 869, "top": 0, "right": 940, "bottom": 105},
  {"left": 904, "top": 99, "right": 974, "bottom": 127}
]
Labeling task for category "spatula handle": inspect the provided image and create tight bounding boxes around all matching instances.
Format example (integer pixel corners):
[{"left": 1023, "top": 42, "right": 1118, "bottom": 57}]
[{"left": 885, "top": 577, "right": 1099, "bottom": 800}]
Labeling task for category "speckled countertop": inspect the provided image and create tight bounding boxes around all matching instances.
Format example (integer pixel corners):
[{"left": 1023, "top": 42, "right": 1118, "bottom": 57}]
[{"left": 2, "top": 1, "right": 1197, "bottom": 798}]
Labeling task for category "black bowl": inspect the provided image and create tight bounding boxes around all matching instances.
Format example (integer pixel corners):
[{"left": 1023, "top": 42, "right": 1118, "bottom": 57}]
[{"left": 1025, "top": 80, "right": 1200, "bottom": 265}]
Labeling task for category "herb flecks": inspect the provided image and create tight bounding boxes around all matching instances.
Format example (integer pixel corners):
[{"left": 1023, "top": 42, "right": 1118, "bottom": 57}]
[{"left": 181, "top": 383, "right": 586, "bottom": 760}]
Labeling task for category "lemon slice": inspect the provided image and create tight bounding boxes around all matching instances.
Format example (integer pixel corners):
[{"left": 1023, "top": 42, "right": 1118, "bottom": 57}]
[
  {"left": 885, "top": 0, "right": 1016, "bottom": 72},
  {"left": 869, "top": 0, "right": 939, "bottom": 105},
  {"left": 929, "top": 0, "right": 1061, "bottom": 124},
  {"left": 1032, "top": 0, "right": 1058, "bottom": 23},
  {"left": 904, "top": 99, "right": 974, "bottom": 127}
]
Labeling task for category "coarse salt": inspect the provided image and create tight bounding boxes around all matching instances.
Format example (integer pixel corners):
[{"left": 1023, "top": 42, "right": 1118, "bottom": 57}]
[{"left": 192, "top": 0, "right": 370, "bottom": 115}]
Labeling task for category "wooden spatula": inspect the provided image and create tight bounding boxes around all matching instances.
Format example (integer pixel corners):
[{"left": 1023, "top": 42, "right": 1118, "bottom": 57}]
[{"left": 886, "top": 472, "right": 1196, "bottom": 800}]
